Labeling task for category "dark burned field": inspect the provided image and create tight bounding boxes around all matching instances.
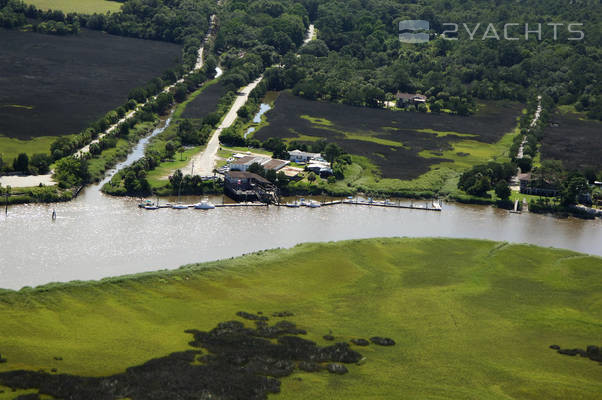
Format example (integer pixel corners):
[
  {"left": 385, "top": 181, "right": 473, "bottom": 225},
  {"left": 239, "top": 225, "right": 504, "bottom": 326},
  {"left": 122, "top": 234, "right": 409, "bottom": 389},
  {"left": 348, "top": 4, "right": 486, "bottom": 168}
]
[
  {"left": 541, "top": 112, "right": 602, "bottom": 171},
  {"left": 0, "top": 28, "right": 182, "bottom": 139},
  {"left": 254, "top": 92, "right": 522, "bottom": 179},
  {"left": 181, "top": 81, "right": 226, "bottom": 119}
]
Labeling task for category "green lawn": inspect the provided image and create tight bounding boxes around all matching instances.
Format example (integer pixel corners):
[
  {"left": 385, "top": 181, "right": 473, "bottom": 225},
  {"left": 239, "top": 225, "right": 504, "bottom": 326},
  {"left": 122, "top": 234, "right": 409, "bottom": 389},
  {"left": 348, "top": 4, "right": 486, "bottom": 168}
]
[
  {"left": 25, "top": 0, "right": 122, "bottom": 13},
  {"left": 0, "top": 135, "right": 69, "bottom": 163},
  {"left": 145, "top": 146, "right": 203, "bottom": 187},
  {"left": 0, "top": 238, "right": 600, "bottom": 399}
]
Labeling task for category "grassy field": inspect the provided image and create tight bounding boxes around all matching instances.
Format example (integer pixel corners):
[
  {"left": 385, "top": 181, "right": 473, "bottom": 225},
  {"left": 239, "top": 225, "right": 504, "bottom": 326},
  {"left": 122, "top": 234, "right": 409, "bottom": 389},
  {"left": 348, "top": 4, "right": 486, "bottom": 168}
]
[
  {"left": 0, "top": 134, "right": 71, "bottom": 164},
  {"left": 0, "top": 238, "right": 600, "bottom": 399},
  {"left": 25, "top": 0, "right": 122, "bottom": 14},
  {"left": 145, "top": 146, "right": 203, "bottom": 187}
]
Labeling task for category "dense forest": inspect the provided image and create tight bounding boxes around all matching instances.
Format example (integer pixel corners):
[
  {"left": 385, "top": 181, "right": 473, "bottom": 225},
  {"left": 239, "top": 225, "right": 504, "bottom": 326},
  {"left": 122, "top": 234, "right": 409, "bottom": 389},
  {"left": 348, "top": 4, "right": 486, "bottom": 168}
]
[{"left": 211, "top": 0, "right": 601, "bottom": 117}]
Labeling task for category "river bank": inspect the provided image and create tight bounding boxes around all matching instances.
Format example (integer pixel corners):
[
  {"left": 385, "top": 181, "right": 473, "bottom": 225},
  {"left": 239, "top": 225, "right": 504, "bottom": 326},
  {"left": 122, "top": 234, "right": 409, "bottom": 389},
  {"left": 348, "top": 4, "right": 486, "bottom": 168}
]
[{"left": 0, "top": 238, "right": 600, "bottom": 399}]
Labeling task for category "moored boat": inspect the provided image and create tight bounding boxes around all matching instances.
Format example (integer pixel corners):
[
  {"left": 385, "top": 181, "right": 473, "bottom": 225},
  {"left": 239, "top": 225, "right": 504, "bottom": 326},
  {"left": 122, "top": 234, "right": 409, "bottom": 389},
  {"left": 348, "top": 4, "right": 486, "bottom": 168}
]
[
  {"left": 138, "top": 200, "right": 154, "bottom": 208},
  {"left": 194, "top": 198, "right": 215, "bottom": 209},
  {"left": 308, "top": 200, "right": 321, "bottom": 208}
]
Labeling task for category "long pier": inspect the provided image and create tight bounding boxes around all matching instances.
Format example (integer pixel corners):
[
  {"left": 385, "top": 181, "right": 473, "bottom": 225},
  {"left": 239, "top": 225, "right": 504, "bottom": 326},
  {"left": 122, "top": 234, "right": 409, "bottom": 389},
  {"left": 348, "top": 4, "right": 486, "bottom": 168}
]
[
  {"left": 154, "top": 202, "right": 268, "bottom": 209},
  {"left": 144, "top": 199, "right": 442, "bottom": 211},
  {"left": 341, "top": 199, "right": 442, "bottom": 211}
]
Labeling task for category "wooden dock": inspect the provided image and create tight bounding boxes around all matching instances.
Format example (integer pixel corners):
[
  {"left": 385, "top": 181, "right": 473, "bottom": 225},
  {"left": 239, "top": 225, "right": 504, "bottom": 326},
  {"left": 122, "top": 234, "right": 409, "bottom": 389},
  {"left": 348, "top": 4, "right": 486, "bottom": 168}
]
[
  {"left": 152, "top": 202, "right": 267, "bottom": 209},
  {"left": 342, "top": 200, "right": 442, "bottom": 211},
  {"left": 144, "top": 199, "right": 441, "bottom": 211},
  {"left": 215, "top": 202, "right": 268, "bottom": 207}
]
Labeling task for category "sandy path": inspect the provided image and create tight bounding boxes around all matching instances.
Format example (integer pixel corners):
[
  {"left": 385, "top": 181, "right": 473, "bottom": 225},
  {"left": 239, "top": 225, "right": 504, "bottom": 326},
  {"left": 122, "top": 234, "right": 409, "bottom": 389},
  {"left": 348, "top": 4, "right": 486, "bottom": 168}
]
[{"left": 186, "top": 77, "right": 264, "bottom": 176}]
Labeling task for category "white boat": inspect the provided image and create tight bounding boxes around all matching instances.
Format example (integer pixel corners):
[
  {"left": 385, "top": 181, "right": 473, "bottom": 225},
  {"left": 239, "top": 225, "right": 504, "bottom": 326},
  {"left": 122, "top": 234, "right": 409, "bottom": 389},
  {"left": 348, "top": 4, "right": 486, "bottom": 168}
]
[
  {"left": 308, "top": 200, "right": 321, "bottom": 208},
  {"left": 194, "top": 198, "right": 215, "bottom": 209},
  {"left": 299, "top": 197, "right": 307, "bottom": 206},
  {"left": 286, "top": 201, "right": 300, "bottom": 208}
]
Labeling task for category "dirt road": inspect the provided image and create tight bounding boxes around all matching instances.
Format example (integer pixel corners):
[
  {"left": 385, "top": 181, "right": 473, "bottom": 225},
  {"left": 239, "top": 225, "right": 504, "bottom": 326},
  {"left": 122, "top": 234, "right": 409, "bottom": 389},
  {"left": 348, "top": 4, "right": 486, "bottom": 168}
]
[{"left": 186, "top": 77, "right": 264, "bottom": 176}]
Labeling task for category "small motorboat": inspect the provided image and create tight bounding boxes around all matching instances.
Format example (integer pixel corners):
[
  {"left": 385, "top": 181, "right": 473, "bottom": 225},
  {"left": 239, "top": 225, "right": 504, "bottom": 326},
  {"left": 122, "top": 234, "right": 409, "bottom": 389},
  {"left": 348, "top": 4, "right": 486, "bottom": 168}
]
[
  {"left": 194, "top": 198, "right": 215, "bottom": 209},
  {"left": 308, "top": 200, "right": 321, "bottom": 208},
  {"left": 172, "top": 203, "right": 188, "bottom": 209},
  {"left": 138, "top": 200, "right": 153, "bottom": 208},
  {"left": 299, "top": 197, "right": 307, "bottom": 206},
  {"left": 286, "top": 201, "right": 300, "bottom": 208},
  {"left": 144, "top": 204, "right": 159, "bottom": 210}
]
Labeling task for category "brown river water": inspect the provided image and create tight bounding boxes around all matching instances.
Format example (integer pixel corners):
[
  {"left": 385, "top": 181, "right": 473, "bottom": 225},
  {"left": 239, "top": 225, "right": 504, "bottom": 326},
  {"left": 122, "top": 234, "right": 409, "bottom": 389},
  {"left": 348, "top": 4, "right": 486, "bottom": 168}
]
[
  {"left": 1, "top": 182, "right": 601, "bottom": 290},
  {"left": 1, "top": 113, "right": 600, "bottom": 290}
]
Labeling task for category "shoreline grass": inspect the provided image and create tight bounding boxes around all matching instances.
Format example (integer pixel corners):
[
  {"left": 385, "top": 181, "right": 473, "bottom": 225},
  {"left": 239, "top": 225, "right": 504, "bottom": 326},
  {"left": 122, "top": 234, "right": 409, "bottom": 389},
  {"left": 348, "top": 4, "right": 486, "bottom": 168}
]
[{"left": 0, "top": 238, "right": 600, "bottom": 399}]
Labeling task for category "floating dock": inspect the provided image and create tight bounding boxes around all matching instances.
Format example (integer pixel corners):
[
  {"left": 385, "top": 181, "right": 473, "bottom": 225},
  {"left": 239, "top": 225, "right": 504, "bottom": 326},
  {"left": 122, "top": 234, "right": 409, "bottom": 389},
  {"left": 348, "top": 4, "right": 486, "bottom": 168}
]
[
  {"left": 143, "top": 199, "right": 441, "bottom": 211},
  {"left": 151, "top": 202, "right": 267, "bottom": 209},
  {"left": 341, "top": 200, "right": 442, "bottom": 211}
]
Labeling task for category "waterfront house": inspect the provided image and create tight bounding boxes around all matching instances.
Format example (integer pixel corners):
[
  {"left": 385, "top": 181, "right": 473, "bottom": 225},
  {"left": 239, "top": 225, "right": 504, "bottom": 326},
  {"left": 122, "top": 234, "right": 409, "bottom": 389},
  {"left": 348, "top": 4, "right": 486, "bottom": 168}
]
[
  {"left": 518, "top": 172, "right": 560, "bottom": 197},
  {"left": 224, "top": 171, "right": 277, "bottom": 203},
  {"left": 306, "top": 161, "right": 333, "bottom": 178},
  {"left": 229, "top": 156, "right": 269, "bottom": 172},
  {"left": 395, "top": 92, "right": 427, "bottom": 107},
  {"left": 229, "top": 155, "right": 289, "bottom": 172}
]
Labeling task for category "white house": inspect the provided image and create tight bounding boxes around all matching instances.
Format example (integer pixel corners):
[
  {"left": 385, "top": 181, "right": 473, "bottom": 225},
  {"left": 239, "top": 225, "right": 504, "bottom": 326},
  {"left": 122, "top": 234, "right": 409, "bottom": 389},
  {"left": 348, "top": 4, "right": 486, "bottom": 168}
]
[
  {"left": 229, "top": 155, "right": 290, "bottom": 172},
  {"left": 229, "top": 156, "right": 269, "bottom": 171},
  {"left": 288, "top": 149, "right": 323, "bottom": 163}
]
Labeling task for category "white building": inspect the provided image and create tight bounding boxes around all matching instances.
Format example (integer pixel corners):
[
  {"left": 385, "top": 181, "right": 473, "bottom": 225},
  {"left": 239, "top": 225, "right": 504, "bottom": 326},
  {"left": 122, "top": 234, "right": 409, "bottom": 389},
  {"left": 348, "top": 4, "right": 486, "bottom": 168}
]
[
  {"left": 229, "top": 155, "right": 290, "bottom": 172},
  {"left": 229, "top": 156, "right": 269, "bottom": 172},
  {"left": 288, "top": 149, "right": 323, "bottom": 163}
]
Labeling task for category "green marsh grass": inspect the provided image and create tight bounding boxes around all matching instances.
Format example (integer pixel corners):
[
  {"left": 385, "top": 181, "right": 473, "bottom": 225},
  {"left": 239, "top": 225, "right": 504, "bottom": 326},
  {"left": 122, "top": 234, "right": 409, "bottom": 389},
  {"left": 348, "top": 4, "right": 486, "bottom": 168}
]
[{"left": 0, "top": 238, "right": 600, "bottom": 399}]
